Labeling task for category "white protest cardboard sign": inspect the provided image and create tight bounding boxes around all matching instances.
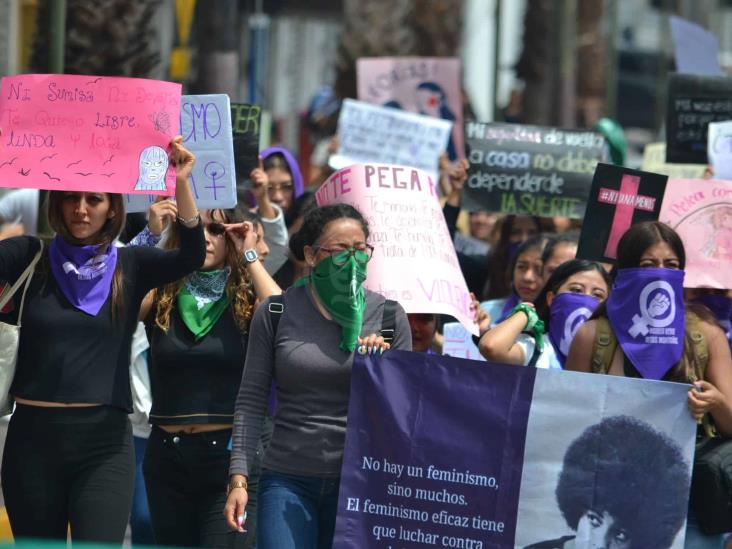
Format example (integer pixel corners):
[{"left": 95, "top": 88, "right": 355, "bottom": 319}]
[
  {"left": 670, "top": 16, "right": 723, "bottom": 77},
  {"left": 442, "top": 321, "right": 485, "bottom": 361},
  {"left": 708, "top": 120, "right": 732, "bottom": 180},
  {"left": 329, "top": 98, "right": 452, "bottom": 184},
  {"left": 125, "top": 94, "right": 236, "bottom": 212}
]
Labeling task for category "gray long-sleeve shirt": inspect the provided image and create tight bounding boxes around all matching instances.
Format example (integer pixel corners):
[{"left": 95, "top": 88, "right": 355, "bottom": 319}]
[{"left": 229, "top": 284, "right": 411, "bottom": 478}]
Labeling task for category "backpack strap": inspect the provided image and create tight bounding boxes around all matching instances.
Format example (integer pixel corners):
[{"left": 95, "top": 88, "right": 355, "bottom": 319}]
[
  {"left": 380, "top": 299, "right": 397, "bottom": 344},
  {"left": 267, "top": 294, "right": 285, "bottom": 338},
  {"left": 526, "top": 333, "right": 542, "bottom": 368},
  {"left": 685, "top": 310, "right": 708, "bottom": 382},
  {"left": 591, "top": 317, "right": 617, "bottom": 374}
]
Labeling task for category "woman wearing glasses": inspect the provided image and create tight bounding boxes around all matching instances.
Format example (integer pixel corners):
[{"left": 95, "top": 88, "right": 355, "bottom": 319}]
[
  {"left": 138, "top": 208, "right": 281, "bottom": 548},
  {"left": 224, "top": 204, "right": 411, "bottom": 548},
  {"left": 260, "top": 147, "right": 304, "bottom": 216}
]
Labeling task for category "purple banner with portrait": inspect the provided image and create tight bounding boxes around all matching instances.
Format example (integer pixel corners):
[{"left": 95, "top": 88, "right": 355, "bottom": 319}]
[{"left": 334, "top": 351, "right": 696, "bottom": 548}]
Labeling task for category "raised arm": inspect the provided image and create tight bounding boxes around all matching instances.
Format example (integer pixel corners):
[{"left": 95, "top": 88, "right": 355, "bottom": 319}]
[{"left": 478, "top": 308, "right": 531, "bottom": 365}]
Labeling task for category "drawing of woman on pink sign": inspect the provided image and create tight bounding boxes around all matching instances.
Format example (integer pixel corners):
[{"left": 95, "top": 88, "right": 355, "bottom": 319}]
[{"left": 134, "top": 145, "right": 169, "bottom": 192}]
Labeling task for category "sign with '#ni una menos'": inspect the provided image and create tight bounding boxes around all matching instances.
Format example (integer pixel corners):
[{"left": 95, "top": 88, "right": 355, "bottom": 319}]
[{"left": 463, "top": 122, "right": 607, "bottom": 219}]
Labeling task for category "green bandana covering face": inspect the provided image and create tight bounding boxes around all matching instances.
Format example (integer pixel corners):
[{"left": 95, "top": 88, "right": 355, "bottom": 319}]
[{"left": 308, "top": 249, "right": 369, "bottom": 352}]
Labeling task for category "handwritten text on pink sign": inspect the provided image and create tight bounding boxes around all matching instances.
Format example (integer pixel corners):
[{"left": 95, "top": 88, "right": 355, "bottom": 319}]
[{"left": 0, "top": 74, "right": 181, "bottom": 194}]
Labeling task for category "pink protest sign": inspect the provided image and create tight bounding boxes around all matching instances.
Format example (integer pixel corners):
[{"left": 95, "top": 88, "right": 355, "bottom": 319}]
[
  {"left": 660, "top": 179, "right": 732, "bottom": 288},
  {"left": 357, "top": 57, "right": 464, "bottom": 160},
  {"left": 0, "top": 74, "right": 181, "bottom": 195},
  {"left": 315, "top": 163, "right": 477, "bottom": 335}
]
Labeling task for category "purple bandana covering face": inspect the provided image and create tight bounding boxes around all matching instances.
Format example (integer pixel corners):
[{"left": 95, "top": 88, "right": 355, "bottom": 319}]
[
  {"left": 606, "top": 267, "right": 685, "bottom": 380},
  {"left": 548, "top": 292, "right": 600, "bottom": 367},
  {"left": 49, "top": 236, "right": 118, "bottom": 316},
  {"left": 693, "top": 294, "right": 732, "bottom": 351}
]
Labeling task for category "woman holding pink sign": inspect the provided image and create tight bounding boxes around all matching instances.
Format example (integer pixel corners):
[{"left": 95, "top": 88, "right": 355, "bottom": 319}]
[{"left": 0, "top": 136, "right": 205, "bottom": 544}]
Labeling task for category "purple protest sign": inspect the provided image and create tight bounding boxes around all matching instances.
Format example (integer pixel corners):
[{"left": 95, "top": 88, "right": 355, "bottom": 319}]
[{"left": 334, "top": 351, "right": 696, "bottom": 548}]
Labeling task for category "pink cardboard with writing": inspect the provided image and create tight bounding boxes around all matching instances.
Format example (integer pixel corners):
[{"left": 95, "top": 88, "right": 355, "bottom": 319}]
[
  {"left": 357, "top": 57, "right": 464, "bottom": 160},
  {"left": 315, "top": 163, "right": 478, "bottom": 335},
  {"left": 0, "top": 74, "right": 181, "bottom": 194},
  {"left": 660, "top": 178, "right": 732, "bottom": 288}
]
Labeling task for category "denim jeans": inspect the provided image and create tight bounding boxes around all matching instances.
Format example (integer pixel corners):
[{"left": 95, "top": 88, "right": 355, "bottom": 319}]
[
  {"left": 130, "top": 436, "right": 155, "bottom": 545},
  {"left": 685, "top": 512, "right": 726, "bottom": 549},
  {"left": 257, "top": 470, "right": 340, "bottom": 549}
]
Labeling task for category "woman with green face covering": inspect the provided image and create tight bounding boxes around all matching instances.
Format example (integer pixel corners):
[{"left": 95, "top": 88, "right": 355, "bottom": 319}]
[{"left": 224, "top": 204, "right": 411, "bottom": 548}]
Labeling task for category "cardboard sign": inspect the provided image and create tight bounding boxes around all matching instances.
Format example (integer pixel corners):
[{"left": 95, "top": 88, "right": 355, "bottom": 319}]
[
  {"left": 577, "top": 163, "right": 668, "bottom": 263},
  {"left": 708, "top": 120, "right": 732, "bottom": 180},
  {"left": 330, "top": 99, "right": 452, "bottom": 184},
  {"left": 0, "top": 74, "right": 181, "bottom": 194},
  {"left": 666, "top": 73, "right": 732, "bottom": 164},
  {"left": 231, "top": 102, "right": 261, "bottom": 185},
  {"left": 670, "top": 16, "right": 723, "bottom": 77},
  {"left": 641, "top": 142, "right": 707, "bottom": 179},
  {"left": 463, "top": 122, "right": 606, "bottom": 218},
  {"left": 442, "top": 321, "right": 484, "bottom": 361},
  {"left": 660, "top": 178, "right": 732, "bottom": 289},
  {"left": 334, "top": 351, "right": 694, "bottom": 548},
  {"left": 315, "top": 164, "right": 477, "bottom": 335},
  {"left": 357, "top": 57, "right": 464, "bottom": 160},
  {"left": 125, "top": 94, "right": 236, "bottom": 212}
]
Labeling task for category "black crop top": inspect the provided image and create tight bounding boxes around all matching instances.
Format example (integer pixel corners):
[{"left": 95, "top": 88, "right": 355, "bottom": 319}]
[
  {"left": 147, "top": 304, "right": 247, "bottom": 425},
  {"left": 0, "top": 223, "right": 205, "bottom": 411}
]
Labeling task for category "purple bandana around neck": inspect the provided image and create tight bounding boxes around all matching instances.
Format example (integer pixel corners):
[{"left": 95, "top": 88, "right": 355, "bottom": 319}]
[
  {"left": 548, "top": 293, "right": 600, "bottom": 368},
  {"left": 499, "top": 292, "right": 521, "bottom": 323},
  {"left": 49, "top": 235, "right": 118, "bottom": 316},
  {"left": 606, "top": 267, "right": 685, "bottom": 380},
  {"left": 693, "top": 294, "right": 732, "bottom": 351}
]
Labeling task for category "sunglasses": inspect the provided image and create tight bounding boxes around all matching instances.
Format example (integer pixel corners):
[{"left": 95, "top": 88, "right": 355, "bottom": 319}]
[{"left": 204, "top": 222, "right": 226, "bottom": 236}]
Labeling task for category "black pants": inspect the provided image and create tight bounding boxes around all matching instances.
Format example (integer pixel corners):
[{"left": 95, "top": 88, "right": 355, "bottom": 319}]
[
  {"left": 143, "top": 426, "right": 256, "bottom": 548},
  {"left": 1, "top": 404, "right": 135, "bottom": 544}
]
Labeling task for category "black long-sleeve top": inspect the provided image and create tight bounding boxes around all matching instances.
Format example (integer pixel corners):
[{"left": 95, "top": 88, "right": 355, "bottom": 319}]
[{"left": 0, "top": 222, "right": 205, "bottom": 411}]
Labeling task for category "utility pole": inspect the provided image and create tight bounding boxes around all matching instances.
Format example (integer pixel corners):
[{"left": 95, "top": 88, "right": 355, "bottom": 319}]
[{"left": 557, "top": 0, "right": 577, "bottom": 127}]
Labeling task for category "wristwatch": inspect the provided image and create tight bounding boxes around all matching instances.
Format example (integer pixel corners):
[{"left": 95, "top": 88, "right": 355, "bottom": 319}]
[
  {"left": 227, "top": 478, "right": 248, "bottom": 495},
  {"left": 243, "top": 248, "right": 258, "bottom": 264}
]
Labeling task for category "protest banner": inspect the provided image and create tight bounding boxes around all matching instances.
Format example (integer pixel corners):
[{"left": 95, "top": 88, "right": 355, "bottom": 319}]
[
  {"left": 708, "top": 120, "right": 732, "bottom": 180},
  {"left": 0, "top": 74, "right": 181, "bottom": 194},
  {"left": 577, "top": 163, "right": 668, "bottom": 263},
  {"left": 660, "top": 178, "right": 732, "bottom": 289},
  {"left": 670, "top": 16, "right": 723, "bottom": 77},
  {"left": 334, "top": 350, "right": 695, "bottom": 548},
  {"left": 357, "top": 57, "right": 464, "bottom": 160},
  {"left": 329, "top": 99, "right": 452, "bottom": 184},
  {"left": 641, "top": 142, "right": 706, "bottom": 179},
  {"left": 442, "top": 322, "right": 484, "bottom": 361},
  {"left": 230, "top": 102, "right": 261, "bottom": 184},
  {"left": 463, "top": 122, "right": 606, "bottom": 218},
  {"left": 315, "top": 163, "right": 477, "bottom": 334},
  {"left": 666, "top": 73, "right": 732, "bottom": 164},
  {"left": 125, "top": 94, "right": 237, "bottom": 212}
]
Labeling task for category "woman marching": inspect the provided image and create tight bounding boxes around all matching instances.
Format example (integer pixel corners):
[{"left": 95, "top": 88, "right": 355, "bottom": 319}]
[
  {"left": 479, "top": 259, "right": 610, "bottom": 369},
  {"left": 0, "top": 136, "right": 205, "bottom": 543},
  {"left": 565, "top": 221, "right": 732, "bottom": 547},
  {"left": 223, "top": 204, "right": 411, "bottom": 548},
  {"left": 140, "top": 204, "right": 280, "bottom": 547}
]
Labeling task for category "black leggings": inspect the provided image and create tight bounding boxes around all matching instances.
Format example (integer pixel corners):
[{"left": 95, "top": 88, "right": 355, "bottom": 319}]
[{"left": 1, "top": 404, "right": 134, "bottom": 544}]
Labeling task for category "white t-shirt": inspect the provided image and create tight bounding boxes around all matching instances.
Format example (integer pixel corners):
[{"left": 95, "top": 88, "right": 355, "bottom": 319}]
[
  {"left": 515, "top": 333, "right": 562, "bottom": 369},
  {"left": 0, "top": 188, "right": 39, "bottom": 236}
]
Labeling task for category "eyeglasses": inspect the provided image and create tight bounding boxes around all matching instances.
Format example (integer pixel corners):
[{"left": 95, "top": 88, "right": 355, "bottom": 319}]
[
  {"left": 204, "top": 222, "right": 226, "bottom": 237},
  {"left": 315, "top": 245, "right": 374, "bottom": 266},
  {"left": 267, "top": 183, "right": 294, "bottom": 195}
]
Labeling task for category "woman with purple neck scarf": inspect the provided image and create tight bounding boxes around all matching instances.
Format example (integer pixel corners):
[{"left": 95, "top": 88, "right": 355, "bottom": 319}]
[
  {"left": 260, "top": 146, "right": 304, "bottom": 216},
  {"left": 0, "top": 136, "right": 205, "bottom": 544},
  {"left": 566, "top": 221, "right": 732, "bottom": 548}
]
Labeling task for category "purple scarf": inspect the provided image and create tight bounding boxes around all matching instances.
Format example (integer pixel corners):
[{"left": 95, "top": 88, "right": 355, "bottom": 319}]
[
  {"left": 548, "top": 293, "right": 600, "bottom": 367},
  {"left": 49, "top": 236, "right": 118, "bottom": 316},
  {"left": 606, "top": 268, "right": 685, "bottom": 380},
  {"left": 499, "top": 293, "right": 521, "bottom": 323},
  {"left": 693, "top": 294, "right": 732, "bottom": 352},
  {"left": 261, "top": 146, "right": 304, "bottom": 198}
]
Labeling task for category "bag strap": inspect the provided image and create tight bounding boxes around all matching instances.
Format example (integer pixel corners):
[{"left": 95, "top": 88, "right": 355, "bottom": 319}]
[
  {"left": 591, "top": 317, "right": 617, "bottom": 374},
  {"left": 526, "top": 333, "right": 542, "bottom": 368},
  {"left": 267, "top": 294, "right": 285, "bottom": 338},
  {"left": 380, "top": 299, "right": 397, "bottom": 344},
  {"left": 0, "top": 241, "right": 44, "bottom": 324}
]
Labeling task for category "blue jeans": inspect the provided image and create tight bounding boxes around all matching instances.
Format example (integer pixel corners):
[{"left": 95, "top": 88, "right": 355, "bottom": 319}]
[
  {"left": 130, "top": 436, "right": 155, "bottom": 545},
  {"left": 257, "top": 470, "right": 340, "bottom": 549},
  {"left": 685, "top": 512, "right": 725, "bottom": 549}
]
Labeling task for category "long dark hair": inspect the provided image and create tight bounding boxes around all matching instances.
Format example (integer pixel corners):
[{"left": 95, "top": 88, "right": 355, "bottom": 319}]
[
  {"left": 616, "top": 221, "right": 686, "bottom": 270},
  {"left": 289, "top": 204, "right": 369, "bottom": 261},
  {"left": 534, "top": 259, "right": 611, "bottom": 325},
  {"left": 483, "top": 215, "right": 544, "bottom": 300}
]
